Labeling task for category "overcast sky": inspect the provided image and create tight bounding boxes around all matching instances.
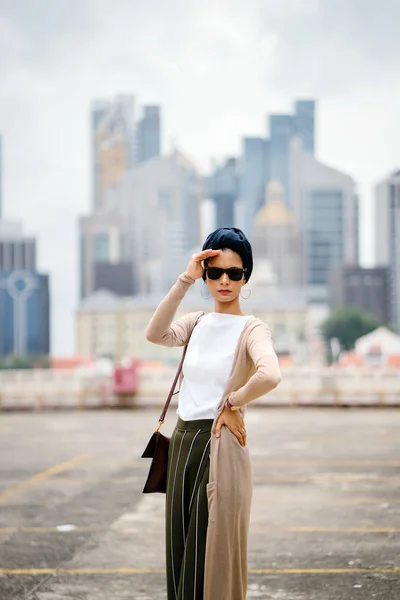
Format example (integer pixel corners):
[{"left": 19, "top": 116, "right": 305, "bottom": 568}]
[{"left": 1, "top": 0, "right": 399, "bottom": 354}]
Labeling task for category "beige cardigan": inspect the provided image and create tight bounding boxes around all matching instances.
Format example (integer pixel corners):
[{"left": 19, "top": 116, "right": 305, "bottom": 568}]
[{"left": 145, "top": 273, "right": 282, "bottom": 600}]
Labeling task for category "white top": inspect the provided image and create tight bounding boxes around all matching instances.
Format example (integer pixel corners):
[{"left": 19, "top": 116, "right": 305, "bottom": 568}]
[{"left": 177, "top": 312, "right": 251, "bottom": 420}]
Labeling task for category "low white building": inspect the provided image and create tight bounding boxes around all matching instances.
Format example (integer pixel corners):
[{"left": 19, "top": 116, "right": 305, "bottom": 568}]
[
  {"left": 76, "top": 282, "right": 328, "bottom": 366},
  {"left": 354, "top": 327, "right": 400, "bottom": 365}
]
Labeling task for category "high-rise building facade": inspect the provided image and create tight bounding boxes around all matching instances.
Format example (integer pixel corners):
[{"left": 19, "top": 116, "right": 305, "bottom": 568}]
[
  {"left": 124, "top": 151, "right": 202, "bottom": 295},
  {"left": 374, "top": 170, "right": 400, "bottom": 331},
  {"left": 290, "top": 138, "right": 358, "bottom": 286},
  {"left": 388, "top": 172, "right": 400, "bottom": 331},
  {"left": 294, "top": 100, "right": 315, "bottom": 154},
  {"left": 0, "top": 135, "right": 3, "bottom": 219},
  {"left": 268, "top": 101, "right": 316, "bottom": 209},
  {"left": 0, "top": 221, "right": 36, "bottom": 270},
  {"left": 302, "top": 189, "right": 344, "bottom": 285},
  {"left": 329, "top": 266, "right": 391, "bottom": 325},
  {"left": 0, "top": 271, "right": 50, "bottom": 356},
  {"left": 375, "top": 176, "right": 392, "bottom": 267},
  {"left": 238, "top": 99, "right": 315, "bottom": 233},
  {"left": 239, "top": 138, "right": 269, "bottom": 235},
  {"left": 269, "top": 114, "right": 293, "bottom": 208},
  {"left": 80, "top": 150, "right": 202, "bottom": 299},
  {"left": 136, "top": 106, "right": 161, "bottom": 163},
  {"left": 91, "top": 95, "right": 136, "bottom": 209},
  {"left": 79, "top": 210, "right": 132, "bottom": 299},
  {"left": 206, "top": 157, "right": 238, "bottom": 228},
  {"left": 0, "top": 220, "right": 50, "bottom": 357}
]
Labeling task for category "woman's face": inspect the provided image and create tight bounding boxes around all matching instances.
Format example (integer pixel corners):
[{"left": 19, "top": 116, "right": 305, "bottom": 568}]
[{"left": 204, "top": 249, "right": 246, "bottom": 303}]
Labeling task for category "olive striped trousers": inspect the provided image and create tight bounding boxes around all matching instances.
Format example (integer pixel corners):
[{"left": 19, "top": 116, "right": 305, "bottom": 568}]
[{"left": 165, "top": 416, "right": 213, "bottom": 600}]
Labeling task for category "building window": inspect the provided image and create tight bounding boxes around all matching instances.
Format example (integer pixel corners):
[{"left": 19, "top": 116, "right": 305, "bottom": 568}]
[{"left": 93, "top": 233, "right": 110, "bottom": 262}]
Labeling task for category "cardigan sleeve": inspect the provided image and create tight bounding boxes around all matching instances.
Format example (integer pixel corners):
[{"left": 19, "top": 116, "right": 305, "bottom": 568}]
[
  {"left": 145, "top": 272, "right": 200, "bottom": 347},
  {"left": 228, "top": 322, "right": 282, "bottom": 408}
]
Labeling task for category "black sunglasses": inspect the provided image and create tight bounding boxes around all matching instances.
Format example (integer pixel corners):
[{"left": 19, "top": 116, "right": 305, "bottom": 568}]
[{"left": 205, "top": 267, "right": 247, "bottom": 281}]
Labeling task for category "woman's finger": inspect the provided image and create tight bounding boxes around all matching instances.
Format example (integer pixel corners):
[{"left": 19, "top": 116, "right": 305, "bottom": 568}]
[
  {"left": 236, "top": 431, "right": 246, "bottom": 447},
  {"left": 196, "top": 249, "right": 220, "bottom": 261}
]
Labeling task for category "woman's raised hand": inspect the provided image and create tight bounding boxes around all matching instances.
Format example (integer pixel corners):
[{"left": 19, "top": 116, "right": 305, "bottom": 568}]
[{"left": 185, "top": 249, "right": 221, "bottom": 281}]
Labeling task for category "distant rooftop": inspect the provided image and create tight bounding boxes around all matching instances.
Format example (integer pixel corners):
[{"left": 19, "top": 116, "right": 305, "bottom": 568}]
[
  {"left": 78, "top": 282, "right": 328, "bottom": 313},
  {"left": 0, "top": 219, "right": 26, "bottom": 240}
]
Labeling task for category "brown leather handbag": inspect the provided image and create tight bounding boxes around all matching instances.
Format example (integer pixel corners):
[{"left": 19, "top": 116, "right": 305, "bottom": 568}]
[{"left": 141, "top": 314, "right": 204, "bottom": 493}]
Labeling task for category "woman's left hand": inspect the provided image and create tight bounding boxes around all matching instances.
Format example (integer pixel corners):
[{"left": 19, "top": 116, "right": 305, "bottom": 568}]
[{"left": 215, "top": 406, "right": 247, "bottom": 447}]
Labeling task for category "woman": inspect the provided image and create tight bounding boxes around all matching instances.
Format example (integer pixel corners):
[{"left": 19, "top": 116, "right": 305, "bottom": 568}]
[{"left": 145, "top": 227, "right": 281, "bottom": 600}]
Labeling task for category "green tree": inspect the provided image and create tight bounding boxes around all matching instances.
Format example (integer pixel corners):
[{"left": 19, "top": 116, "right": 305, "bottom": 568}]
[{"left": 322, "top": 307, "right": 381, "bottom": 353}]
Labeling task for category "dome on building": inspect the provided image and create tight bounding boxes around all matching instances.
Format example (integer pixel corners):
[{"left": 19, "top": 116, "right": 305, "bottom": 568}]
[
  {"left": 266, "top": 180, "right": 284, "bottom": 202},
  {"left": 255, "top": 180, "right": 295, "bottom": 226}
]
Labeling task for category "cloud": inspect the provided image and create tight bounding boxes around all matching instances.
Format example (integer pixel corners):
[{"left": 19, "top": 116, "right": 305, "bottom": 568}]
[{"left": 0, "top": 0, "right": 399, "bottom": 352}]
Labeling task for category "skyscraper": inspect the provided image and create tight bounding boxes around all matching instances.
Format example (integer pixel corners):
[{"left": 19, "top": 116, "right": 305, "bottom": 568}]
[
  {"left": 290, "top": 138, "right": 358, "bottom": 286},
  {"left": 124, "top": 150, "right": 202, "bottom": 294},
  {"left": 80, "top": 150, "right": 202, "bottom": 298},
  {"left": 238, "top": 99, "right": 316, "bottom": 231},
  {"left": 374, "top": 170, "right": 400, "bottom": 331},
  {"left": 0, "top": 271, "right": 50, "bottom": 356},
  {"left": 268, "top": 102, "right": 315, "bottom": 209},
  {"left": 329, "top": 266, "right": 391, "bottom": 325},
  {"left": 206, "top": 157, "right": 238, "bottom": 228},
  {"left": 91, "top": 95, "right": 136, "bottom": 209},
  {"left": 136, "top": 106, "right": 161, "bottom": 163},
  {"left": 239, "top": 137, "right": 269, "bottom": 235},
  {"left": 294, "top": 100, "right": 315, "bottom": 154},
  {"left": 0, "top": 221, "right": 36, "bottom": 270},
  {"left": 269, "top": 114, "right": 294, "bottom": 208},
  {"left": 0, "top": 135, "right": 3, "bottom": 219},
  {"left": 0, "top": 220, "right": 50, "bottom": 356},
  {"left": 79, "top": 210, "right": 133, "bottom": 299},
  {"left": 389, "top": 172, "right": 400, "bottom": 332},
  {"left": 374, "top": 171, "right": 400, "bottom": 332},
  {"left": 375, "top": 177, "right": 391, "bottom": 266}
]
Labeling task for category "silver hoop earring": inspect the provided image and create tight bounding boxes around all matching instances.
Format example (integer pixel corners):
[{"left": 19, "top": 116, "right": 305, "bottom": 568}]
[
  {"left": 240, "top": 285, "right": 251, "bottom": 300},
  {"left": 201, "top": 282, "right": 211, "bottom": 299}
]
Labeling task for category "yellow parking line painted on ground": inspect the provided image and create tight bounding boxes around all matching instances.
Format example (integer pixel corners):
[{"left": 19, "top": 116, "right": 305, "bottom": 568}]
[
  {"left": 6, "top": 473, "right": 396, "bottom": 486},
  {"left": 251, "top": 526, "right": 400, "bottom": 533},
  {"left": 249, "top": 568, "right": 400, "bottom": 574},
  {"left": 251, "top": 460, "right": 400, "bottom": 467},
  {"left": 1, "top": 567, "right": 400, "bottom": 575},
  {"left": 0, "top": 525, "right": 102, "bottom": 534},
  {"left": 128, "top": 459, "right": 400, "bottom": 469},
  {"left": 253, "top": 497, "right": 400, "bottom": 505},
  {"left": 1, "top": 525, "right": 398, "bottom": 535},
  {"left": 254, "top": 474, "right": 400, "bottom": 482},
  {"left": 0, "top": 454, "right": 90, "bottom": 504}
]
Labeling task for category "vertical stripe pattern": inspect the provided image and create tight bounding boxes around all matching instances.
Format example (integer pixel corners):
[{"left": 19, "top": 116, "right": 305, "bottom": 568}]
[
  {"left": 166, "top": 416, "right": 213, "bottom": 600},
  {"left": 170, "top": 430, "right": 187, "bottom": 599}
]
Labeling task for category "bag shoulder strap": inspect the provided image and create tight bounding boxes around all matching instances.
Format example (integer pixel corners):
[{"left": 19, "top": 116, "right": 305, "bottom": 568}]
[{"left": 156, "top": 312, "right": 204, "bottom": 431}]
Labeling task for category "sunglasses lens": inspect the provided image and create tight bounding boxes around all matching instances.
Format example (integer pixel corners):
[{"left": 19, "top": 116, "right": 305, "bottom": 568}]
[
  {"left": 227, "top": 268, "right": 243, "bottom": 281},
  {"left": 207, "top": 267, "right": 222, "bottom": 280},
  {"left": 206, "top": 267, "right": 244, "bottom": 281}
]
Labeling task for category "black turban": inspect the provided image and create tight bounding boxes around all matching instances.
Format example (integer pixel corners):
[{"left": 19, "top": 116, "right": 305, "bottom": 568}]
[{"left": 201, "top": 227, "right": 253, "bottom": 282}]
